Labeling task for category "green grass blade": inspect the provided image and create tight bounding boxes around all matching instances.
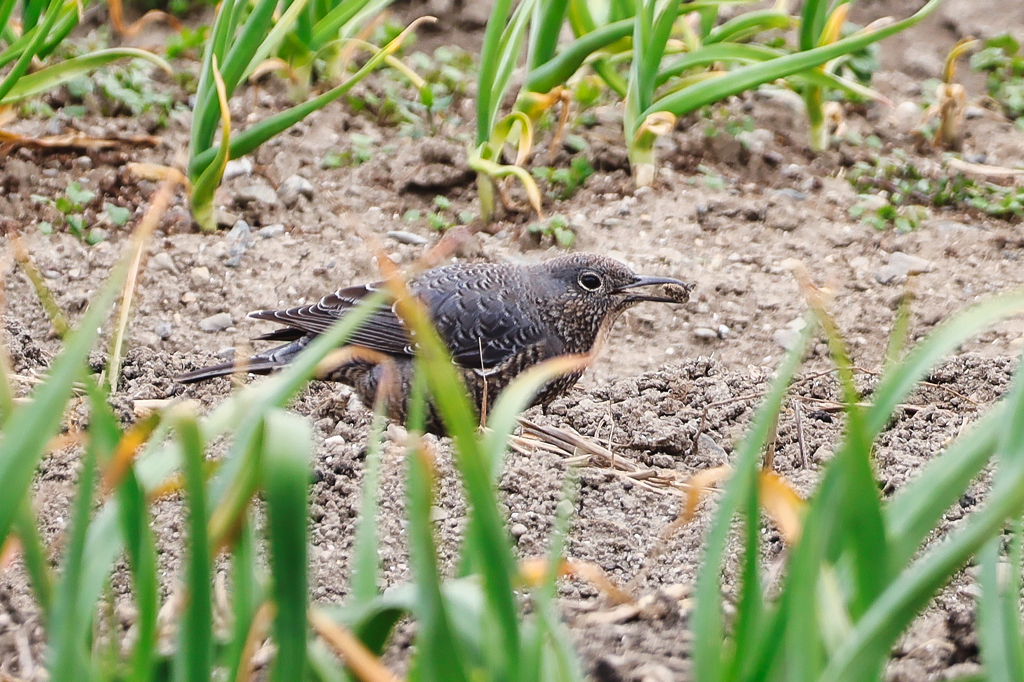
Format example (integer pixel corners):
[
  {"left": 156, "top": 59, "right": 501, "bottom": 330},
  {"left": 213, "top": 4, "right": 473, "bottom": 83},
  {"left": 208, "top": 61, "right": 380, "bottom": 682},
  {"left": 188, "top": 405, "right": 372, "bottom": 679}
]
[
  {"left": 693, "top": 319, "right": 813, "bottom": 681},
  {"left": 491, "top": 0, "right": 539, "bottom": 131},
  {"left": 86, "top": 384, "right": 161, "bottom": 682},
  {"left": 119, "top": 466, "right": 160, "bottom": 682},
  {"left": 799, "top": 0, "right": 829, "bottom": 50},
  {"left": 350, "top": 405, "right": 388, "bottom": 603},
  {"left": 886, "top": 407, "right": 1002, "bottom": 571},
  {"left": 0, "top": 260, "right": 123, "bottom": 546},
  {"left": 524, "top": 18, "right": 634, "bottom": 93},
  {"left": 978, "top": 526, "right": 1024, "bottom": 682},
  {"left": 190, "top": 0, "right": 235, "bottom": 154},
  {"left": 225, "top": 520, "right": 260, "bottom": 682},
  {"left": 0, "top": 0, "right": 62, "bottom": 102},
  {"left": 813, "top": 301, "right": 890, "bottom": 616},
  {"left": 405, "top": 371, "right": 472, "bottom": 682},
  {"left": 310, "top": 0, "right": 381, "bottom": 49},
  {"left": 264, "top": 409, "right": 312, "bottom": 682},
  {"left": 205, "top": 293, "right": 387, "bottom": 508},
  {"left": 729, "top": 477, "right": 764, "bottom": 681},
  {"left": 175, "top": 411, "right": 213, "bottom": 682},
  {"left": 657, "top": 42, "right": 783, "bottom": 84},
  {"left": 0, "top": 0, "right": 18, "bottom": 34},
  {"left": 704, "top": 8, "right": 794, "bottom": 45},
  {"left": 0, "top": 50, "right": 171, "bottom": 105},
  {"left": 13, "top": 499, "right": 54, "bottom": 619},
  {"left": 215, "top": 0, "right": 279, "bottom": 116},
  {"left": 529, "top": 0, "right": 570, "bottom": 69},
  {"left": 823, "top": 348, "right": 1024, "bottom": 682},
  {"left": 191, "top": 57, "right": 232, "bottom": 230},
  {"left": 477, "top": 0, "right": 514, "bottom": 144},
  {"left": 35, "top": 4, "right": 80, "bottom": 60},
  {"left": 190, "top": 23, "right": 422, "bottom": 177},
  {"left": 643, "top": 0, "right": 945, "bottom": 121},
  {"left": 483, "top": 354, "right": 588, "bottom": 479},
  {"left": 867, "top": 290, "right": 1024, "bottom": 439},
  {"left": 390, "top": 277, "right": 521, "bottom": 676},
  {"left": 240, "top": 0, "right": 315, "bottom": 81},
  {"left": 44, "top": 394, "right": 99, "bottom": 682},
  {"left": 21, "top": 0, "right": 49, "bottom": 33}
]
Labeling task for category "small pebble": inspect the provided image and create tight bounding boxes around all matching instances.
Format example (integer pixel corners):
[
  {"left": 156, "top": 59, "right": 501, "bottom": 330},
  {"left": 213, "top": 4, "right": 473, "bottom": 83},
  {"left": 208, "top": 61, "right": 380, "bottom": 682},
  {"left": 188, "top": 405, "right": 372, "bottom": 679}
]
[
  {"left": 387, "top": 230, "right": 429, "bottom": 245},
  {"left": 875, "top": 252, "right": 935, "bottom": 285},
  {"left": 278, "top": 174, "right": 314, "bottom": 208},
  {"left": 216, "top": 347, "right": 236, "bottom": 360},
  {"left": 225, "top": 220, "right": 254, "bottom": 267},
  {"left": 510, "top": 523, "right": 529, "bottom": 539},
  {"left": 150, "top": 251, "right": 179, "bottom": 274},
  {"left": 190, "top": 266, "right": 211, "bottom": 283},
  {"left": 223, "top": 157, "right": 253, "bottom": 181},
  {"left": 200, "top": 313, "right": 233, "bottom": 332},
  {"left": 693, "top": 327, "right": 719, "bottom": 340},
  {"left": 258, "top": 224, "right": 285, "bottom": 238},
  {"left": 235, "top": 182, "right": 279, "bottom": 207},
  {"left": 154, "top": 322, "right": 172, "bottom": 340}
]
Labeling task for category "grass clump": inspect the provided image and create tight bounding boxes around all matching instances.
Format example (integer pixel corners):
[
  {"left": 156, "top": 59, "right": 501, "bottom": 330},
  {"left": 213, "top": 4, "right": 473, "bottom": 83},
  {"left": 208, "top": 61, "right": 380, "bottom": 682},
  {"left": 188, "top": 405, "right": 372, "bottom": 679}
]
[
  {"left": 848, "top": 153, "right": 1024, "bottom": 224},
  {"left": 971, "top": 33, "right": 1024, "bottom": 125},
  {"left": 688, "top": 271, "right": 1024, "bottom": 682}
]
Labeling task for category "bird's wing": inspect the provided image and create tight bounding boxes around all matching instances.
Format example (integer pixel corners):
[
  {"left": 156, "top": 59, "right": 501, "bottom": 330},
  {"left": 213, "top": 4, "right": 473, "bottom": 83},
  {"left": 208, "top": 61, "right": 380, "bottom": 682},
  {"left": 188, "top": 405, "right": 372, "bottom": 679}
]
[
  {"left": 250, "top": 283, "right": 414, "bottom": 356},
  {"left": 425, "top": 284, "right": 561, "bottom": 370},
  {"left": 251, "top": 276, "right": 560, "bottom": 370}
]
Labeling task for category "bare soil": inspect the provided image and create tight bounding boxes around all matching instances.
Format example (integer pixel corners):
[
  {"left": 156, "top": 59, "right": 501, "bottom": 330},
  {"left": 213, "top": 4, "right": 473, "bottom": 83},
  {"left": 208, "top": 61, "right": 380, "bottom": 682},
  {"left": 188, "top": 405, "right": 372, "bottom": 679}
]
[{"left": 3, "top": 0, "right": 1024, "bottom": 679}]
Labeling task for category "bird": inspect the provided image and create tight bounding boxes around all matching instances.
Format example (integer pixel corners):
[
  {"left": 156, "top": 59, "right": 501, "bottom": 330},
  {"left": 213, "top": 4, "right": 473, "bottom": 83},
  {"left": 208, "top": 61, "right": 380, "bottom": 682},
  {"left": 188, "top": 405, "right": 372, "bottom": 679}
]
[{"left": 178, "top": 253, "right": 691, "bottom": 428}]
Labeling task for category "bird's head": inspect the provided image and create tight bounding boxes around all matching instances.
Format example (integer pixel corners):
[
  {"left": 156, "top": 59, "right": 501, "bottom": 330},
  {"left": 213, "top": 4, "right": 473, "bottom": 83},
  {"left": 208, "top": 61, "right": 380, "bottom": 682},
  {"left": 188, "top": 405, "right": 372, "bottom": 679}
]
[{"left": 536, "top": 254, "right": 692, "bottom": 340}]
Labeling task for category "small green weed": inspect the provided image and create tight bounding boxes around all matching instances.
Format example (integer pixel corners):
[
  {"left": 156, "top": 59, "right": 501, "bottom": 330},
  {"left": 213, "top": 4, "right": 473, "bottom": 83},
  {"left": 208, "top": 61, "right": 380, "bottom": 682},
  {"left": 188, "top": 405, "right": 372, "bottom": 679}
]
[
  {"left": 166, "top": 26, "right": 210, "bottom": 60},
  {"left": 403, "top": 195, "right": 470, "bottom": 231},
  {"left": 971, "top": 34, "right": 1024, "bottom": 124},
  {"left": 31, "top": 182, "right": 109, "bottom": 243},
  {"left": 63, "top": 60, "right": 178, "bottom": 125},
  {"left": 527, "top": 214, "right": 575, "bottom": 247},
  {"left": 848, "top": 154, "right": 1024, "bottom": 221},
  {"left": 849, "top": 199, "right": 929, "bottom": 231},
  {"left": 320, "top": 133, "right": 376, "bottom": 168},
  {"left": 533, "top": 156, "right": 595, "bottom": 200}
]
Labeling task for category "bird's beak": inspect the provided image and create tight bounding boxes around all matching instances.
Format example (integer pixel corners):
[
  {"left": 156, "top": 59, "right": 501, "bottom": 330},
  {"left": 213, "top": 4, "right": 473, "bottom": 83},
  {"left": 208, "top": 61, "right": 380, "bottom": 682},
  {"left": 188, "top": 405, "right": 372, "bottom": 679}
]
[{"left": 614, "top": 275, "right": 693, "bottom": 303}]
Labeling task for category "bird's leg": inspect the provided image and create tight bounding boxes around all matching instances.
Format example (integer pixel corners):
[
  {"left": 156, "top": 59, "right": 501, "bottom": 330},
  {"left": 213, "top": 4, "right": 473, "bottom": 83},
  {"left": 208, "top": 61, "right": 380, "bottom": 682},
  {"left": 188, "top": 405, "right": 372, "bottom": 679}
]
[{"left": 478, "top": 338, "right": 489, "bottom": 427}]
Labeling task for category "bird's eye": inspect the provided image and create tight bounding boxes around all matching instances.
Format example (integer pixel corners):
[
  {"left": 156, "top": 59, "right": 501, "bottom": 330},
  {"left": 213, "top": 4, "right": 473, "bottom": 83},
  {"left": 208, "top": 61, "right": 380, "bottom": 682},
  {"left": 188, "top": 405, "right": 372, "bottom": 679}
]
[{"left": 578, "top": 272, "right": 603, "bottom": 291}]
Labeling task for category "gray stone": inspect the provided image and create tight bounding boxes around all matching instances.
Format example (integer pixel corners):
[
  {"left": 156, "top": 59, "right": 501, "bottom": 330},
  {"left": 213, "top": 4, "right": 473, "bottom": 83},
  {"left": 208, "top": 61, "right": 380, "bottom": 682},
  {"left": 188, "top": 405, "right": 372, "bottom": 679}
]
[
  {"left": 234, "top": 181, "right": 279, "bottom": 207},
  {"left": 510, "top": 523, "right": 528, "bottom": 539},
  {"left": 766, "top": 202, "right": 802, "bottom": 231},
  {"left": 154, "top": 322, "right": 172, "bottom": 340},
  {"left": 875, "top": 252, "right": 935, "bottom": 284},
  {"left": 199, "top": 313, "right": 233, "bottom": 332},
  {"left": 278, "top": 174, "right": 314, "bottom": 208},
  {"left": 225, "top": 220, "right": 255, "bottom": 267},
  {"left": 773, "top": 317, "right": 808, "bottom": 350},
  {"left": 150, "top": 251, "right": 179, "bottom": 274},
  {"left": 697, "top": 434, "right": 728, "bottom": 464},
  {"left": 223, "top": 157, "right": 253, "bottom": 181},
  {"left": 387, "top": 230, "right": 429, "bottom": 245},
  {"left": 216, "top": 347, "right": 236, "bottom": 360},
  {"left": 190, "top": 266, "right": 211, "bottom": 284},
  {"left": 258, "top": 224, "right": 286, "bottom": 238},
  {"left": 693, "top": 327, "right": 719, "bottom": 340}
]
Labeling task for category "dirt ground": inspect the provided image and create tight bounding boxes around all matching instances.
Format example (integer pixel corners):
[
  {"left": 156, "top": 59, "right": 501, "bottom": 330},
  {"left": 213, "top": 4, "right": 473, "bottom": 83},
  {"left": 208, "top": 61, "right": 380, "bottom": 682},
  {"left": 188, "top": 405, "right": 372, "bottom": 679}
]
[{"left": 2, "top": 0, "right": 1024, "bottom": 679}]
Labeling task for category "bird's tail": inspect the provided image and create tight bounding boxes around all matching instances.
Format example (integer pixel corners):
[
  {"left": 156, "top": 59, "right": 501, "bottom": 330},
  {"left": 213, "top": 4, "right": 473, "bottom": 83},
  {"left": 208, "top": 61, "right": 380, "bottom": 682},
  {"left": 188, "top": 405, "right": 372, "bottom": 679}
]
[
  {"left": 176, "top": 357, "right": 283, "bottom": 383},
  {"left": 176, "top": 339, "right": 310, "bottom": 383}
]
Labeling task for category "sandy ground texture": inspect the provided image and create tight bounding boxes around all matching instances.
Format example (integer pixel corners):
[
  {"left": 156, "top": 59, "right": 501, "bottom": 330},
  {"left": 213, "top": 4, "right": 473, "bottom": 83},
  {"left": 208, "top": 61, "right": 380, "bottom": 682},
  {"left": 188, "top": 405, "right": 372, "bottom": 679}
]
[{"left": 2, "top": 0, "right": 1024, "bottom": 678}]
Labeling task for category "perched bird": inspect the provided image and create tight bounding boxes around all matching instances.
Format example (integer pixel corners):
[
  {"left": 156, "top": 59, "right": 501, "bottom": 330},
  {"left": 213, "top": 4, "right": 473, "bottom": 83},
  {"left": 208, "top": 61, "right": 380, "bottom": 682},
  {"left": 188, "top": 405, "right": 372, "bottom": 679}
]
[{"left": 178, "top": 253, "right": 690, "bottom": 426}]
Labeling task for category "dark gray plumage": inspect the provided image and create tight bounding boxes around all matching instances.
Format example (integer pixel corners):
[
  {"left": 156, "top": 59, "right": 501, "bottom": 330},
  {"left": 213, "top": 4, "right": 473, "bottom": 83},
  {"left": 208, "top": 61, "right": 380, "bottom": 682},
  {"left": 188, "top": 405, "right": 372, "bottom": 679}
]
[{"left": 178, "top": 253, "right": 691, "bottom": 426}]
